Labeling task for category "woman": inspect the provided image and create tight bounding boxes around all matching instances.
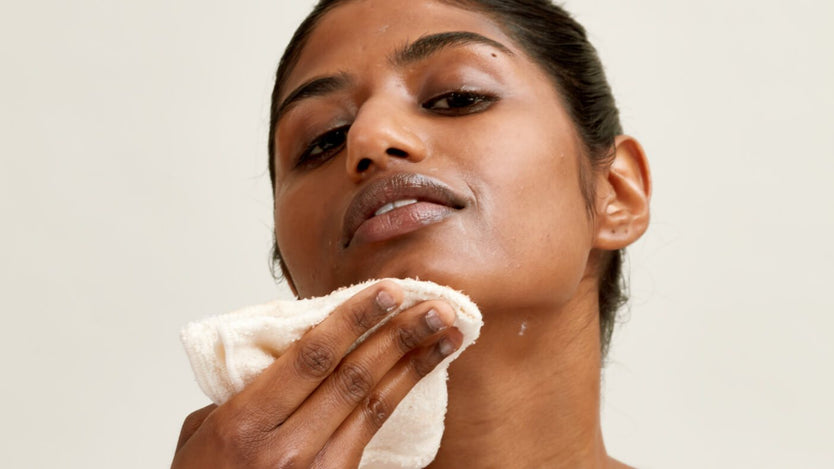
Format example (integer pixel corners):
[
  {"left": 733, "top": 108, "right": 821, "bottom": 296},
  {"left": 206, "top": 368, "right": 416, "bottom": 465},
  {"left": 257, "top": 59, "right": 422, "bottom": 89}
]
[{"left": 173, "top": 0, "right": 651, "bottom": 467}]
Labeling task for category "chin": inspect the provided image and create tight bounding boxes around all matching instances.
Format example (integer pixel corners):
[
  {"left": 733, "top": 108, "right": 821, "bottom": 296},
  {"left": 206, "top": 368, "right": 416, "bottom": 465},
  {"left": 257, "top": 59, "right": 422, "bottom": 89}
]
[{"left": 334, "top": 235, "right": 483, "bottom": 295}]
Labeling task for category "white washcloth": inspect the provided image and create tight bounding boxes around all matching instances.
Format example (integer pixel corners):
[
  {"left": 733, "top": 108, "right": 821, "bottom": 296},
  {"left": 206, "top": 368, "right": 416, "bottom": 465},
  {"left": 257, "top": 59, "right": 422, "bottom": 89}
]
[{"left": 181, "top": 278, "right": 483, "bottom": 469}]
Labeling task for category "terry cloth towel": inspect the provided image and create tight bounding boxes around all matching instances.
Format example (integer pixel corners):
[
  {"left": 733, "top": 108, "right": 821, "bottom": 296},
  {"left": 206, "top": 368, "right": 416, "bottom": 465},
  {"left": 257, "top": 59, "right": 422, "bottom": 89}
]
[{"left": 181, "top": 278, "right": 483, "bottom": 469}]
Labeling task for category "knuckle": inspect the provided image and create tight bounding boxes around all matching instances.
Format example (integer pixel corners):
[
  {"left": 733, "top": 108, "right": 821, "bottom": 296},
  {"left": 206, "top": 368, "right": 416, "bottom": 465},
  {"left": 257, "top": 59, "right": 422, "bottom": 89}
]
[
  {"left": 204, "top": 413, "right": 263, "bottom": 463},
  {"left": 410, "top": 355, "right": 437, "bottom": 379},
  {"left": 335, "top": 362, "right": 373, "bottom": 404},
  {"left": 295, "top": 339, "right": 337, "bottom": 379},
  {"left": 394, "top": 325, "right": 422, "bottom": 352},
  {"left": 362, "top": 393, "right": 392, "bottom": 431},
  {"left": 345, "top": 302, "right": 375, "bottom": 334}
]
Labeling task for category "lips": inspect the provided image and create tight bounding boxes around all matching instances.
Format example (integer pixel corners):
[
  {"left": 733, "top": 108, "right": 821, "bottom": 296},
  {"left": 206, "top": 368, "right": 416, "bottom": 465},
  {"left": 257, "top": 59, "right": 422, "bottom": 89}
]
[{"left": 341, "top": 173, "right": 467, "bottom": 247}]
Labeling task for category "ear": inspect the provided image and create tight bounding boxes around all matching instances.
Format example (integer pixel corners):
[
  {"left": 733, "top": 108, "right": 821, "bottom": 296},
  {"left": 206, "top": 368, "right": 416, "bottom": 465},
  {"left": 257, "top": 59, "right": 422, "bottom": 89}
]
[{"left": 593, "top": 135, "right": 652, "bottom": 250}]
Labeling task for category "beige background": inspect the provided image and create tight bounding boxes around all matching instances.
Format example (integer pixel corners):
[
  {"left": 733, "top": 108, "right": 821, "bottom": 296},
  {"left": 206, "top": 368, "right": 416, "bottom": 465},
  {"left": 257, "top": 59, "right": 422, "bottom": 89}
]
[{"left": 1, "top": 1, "right": 832, "bottom": 467}]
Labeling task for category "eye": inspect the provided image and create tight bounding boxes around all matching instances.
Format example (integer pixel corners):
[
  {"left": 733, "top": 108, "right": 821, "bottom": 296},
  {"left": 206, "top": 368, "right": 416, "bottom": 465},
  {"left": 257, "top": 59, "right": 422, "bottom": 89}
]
[
  {"left": 423, "top": 91, "right": 496, "bottom": 115},
  {"left": 297, "top": 125, "right": 350, "bottom": 169}
]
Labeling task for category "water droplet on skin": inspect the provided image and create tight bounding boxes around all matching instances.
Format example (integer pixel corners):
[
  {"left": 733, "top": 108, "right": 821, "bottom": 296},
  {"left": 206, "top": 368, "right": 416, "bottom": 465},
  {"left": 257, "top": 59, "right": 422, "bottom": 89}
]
[{"left": 518, "top": 321, "right": 527, "bottom": 336}]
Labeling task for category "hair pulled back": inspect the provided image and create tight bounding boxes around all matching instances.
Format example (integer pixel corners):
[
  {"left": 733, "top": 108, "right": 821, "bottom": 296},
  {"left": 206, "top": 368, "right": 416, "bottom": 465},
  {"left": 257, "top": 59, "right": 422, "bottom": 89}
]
[{"left": 268, "top": 0, "right": 627, "bottom": 358}]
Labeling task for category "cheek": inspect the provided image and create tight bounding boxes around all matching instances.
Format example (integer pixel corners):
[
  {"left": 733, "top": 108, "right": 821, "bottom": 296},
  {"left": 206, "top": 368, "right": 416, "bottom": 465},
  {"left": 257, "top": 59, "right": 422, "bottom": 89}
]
[
  {"left": 447, "top": 108, "right": 594, "bottom": 300},
  {"left": 492, "top": 151, "right": 591, "bottom": 270},
  {"left": 455, "top": 105, "right": 589, "bottom": 232},
  {"left": 274, "top": 178, "right": 342, "bottom": 292}
]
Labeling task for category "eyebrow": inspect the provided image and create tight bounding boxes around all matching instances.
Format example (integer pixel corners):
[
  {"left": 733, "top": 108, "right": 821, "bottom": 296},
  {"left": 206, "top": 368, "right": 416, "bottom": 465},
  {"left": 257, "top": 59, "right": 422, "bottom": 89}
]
[
  {"left": 275, "top": 72, "right": 352, "bottom": 121},
  {"left": 390, "top": 31, "right": 513, "bottom": 66},
  {"left": 275, "top": 31, "right": 512, "bottom": 121}
]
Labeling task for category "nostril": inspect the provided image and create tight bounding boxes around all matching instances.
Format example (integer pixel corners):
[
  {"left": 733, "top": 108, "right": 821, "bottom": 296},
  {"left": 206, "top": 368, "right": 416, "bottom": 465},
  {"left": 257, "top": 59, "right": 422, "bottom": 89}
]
[
  {"left": 357, "top": 158, "right": 372, "bottom": 172},
  {"left": 386, "top": 148, "right": 407, "bottom": 158}
]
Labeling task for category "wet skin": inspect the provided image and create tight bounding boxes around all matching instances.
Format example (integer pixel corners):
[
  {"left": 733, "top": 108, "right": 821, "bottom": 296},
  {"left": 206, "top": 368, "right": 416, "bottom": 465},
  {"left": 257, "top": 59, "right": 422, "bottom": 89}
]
[
  {"left": 272, "top": 0, "right": 597, "bottom": 314},
  {"left": 173, "top": 0, "right": 650, "bottom": 467}
]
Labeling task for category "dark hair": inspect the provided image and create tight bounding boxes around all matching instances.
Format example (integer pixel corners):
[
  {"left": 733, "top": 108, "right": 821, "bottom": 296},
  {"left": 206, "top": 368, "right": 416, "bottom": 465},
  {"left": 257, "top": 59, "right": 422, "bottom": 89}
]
[{"left": 267, "top": 0, "right": 627, "bottom": 359}]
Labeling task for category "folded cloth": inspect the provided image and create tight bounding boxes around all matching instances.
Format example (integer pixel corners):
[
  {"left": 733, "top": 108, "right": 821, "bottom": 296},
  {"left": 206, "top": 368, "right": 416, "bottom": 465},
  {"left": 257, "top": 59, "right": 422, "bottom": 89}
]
[{"left": 181, "top": 278, "right": 483, "bottom": 469}]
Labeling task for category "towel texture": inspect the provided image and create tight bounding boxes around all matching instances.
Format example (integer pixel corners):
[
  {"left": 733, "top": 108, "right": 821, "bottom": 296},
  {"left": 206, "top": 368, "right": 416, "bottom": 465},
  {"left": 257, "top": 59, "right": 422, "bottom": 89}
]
[{"left": 181, "top": 278, "right": 483, "bottom": 469}]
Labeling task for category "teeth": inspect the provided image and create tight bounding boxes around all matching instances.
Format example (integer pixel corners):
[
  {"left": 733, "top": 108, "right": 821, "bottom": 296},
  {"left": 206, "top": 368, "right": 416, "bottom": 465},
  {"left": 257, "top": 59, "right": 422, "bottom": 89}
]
[
  {"left": 375, "top": 203, "right": 396, "bottom": 217},
  {"left": 374, "top": 199, "right": 418, "bottom": 216},
  {"left": 394, "top": 198, "right": 418, "bottom": 208}
]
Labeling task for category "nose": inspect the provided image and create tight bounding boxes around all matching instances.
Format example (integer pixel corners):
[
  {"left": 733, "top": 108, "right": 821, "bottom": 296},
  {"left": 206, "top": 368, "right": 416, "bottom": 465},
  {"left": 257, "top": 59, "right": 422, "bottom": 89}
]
[{"left": 345, "top": 97, "right": 426, "bottom": 182}]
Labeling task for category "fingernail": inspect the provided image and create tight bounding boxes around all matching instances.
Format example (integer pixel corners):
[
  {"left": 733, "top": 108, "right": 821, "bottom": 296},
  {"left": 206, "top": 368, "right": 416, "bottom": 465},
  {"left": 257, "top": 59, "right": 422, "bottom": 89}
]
[
  {"left": 425, "top": 309, "right": 447, "bottom": 332},
  {"left": 438, "top": 337, "right": 457, "bottom": 357},
  {"left": 375, "top": 290, "right": 397, "bottom": 312}
]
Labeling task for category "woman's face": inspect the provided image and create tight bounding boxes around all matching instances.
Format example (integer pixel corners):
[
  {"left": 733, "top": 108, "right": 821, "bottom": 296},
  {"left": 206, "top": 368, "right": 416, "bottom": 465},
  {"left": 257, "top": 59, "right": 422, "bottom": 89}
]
[{"left": 272, "top": 0, "right": 598, "bottom": 310}]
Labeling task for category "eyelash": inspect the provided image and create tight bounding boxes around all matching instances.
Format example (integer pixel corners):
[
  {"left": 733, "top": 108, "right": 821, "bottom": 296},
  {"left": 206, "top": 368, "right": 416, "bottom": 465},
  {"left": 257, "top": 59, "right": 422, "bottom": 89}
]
[
  {"left": 295, "top": 125, "right": 350, "bottom": 169},
  {"left": 422, "top": 90, "right": 497, "bottom": 115},
  {"left": 295, "top": 90, "right": 497, "bottom": 169}
]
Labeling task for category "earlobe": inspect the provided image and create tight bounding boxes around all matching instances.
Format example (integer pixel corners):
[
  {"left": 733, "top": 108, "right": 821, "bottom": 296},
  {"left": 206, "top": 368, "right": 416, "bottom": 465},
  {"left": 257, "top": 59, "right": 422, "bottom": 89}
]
[{"left": 593, "top": 135, "right": 652, "bottom": 250}]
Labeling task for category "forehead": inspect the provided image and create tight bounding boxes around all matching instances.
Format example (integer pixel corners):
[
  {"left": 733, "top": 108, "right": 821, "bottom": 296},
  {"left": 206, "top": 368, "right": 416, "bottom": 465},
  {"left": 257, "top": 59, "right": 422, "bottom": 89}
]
[{"left": 282, "top": 0, "right": 519, "bottom": 97}]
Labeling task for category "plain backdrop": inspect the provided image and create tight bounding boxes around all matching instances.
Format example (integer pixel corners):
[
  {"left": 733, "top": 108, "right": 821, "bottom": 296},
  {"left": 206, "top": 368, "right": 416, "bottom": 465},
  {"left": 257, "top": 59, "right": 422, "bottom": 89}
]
[{"left": 1, "top": 1, "right": 832, "bottom": 467}]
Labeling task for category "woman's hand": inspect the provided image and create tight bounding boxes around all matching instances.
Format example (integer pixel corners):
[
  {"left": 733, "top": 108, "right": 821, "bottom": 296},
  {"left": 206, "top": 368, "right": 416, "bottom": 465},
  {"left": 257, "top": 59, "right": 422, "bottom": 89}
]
[{"left": 172, "top": 280, "right": 462, "bottom": 468}]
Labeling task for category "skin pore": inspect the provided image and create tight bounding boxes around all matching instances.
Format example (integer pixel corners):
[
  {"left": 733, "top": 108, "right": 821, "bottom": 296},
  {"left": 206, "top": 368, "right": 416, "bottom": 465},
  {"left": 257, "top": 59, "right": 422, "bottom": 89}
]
[{"left": 270, "top": 0, "right": 650, "bottom": 468}]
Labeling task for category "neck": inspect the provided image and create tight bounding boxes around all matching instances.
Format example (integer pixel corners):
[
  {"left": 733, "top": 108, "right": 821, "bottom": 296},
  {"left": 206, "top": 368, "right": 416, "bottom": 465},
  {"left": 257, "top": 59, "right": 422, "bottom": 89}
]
[{"left": 427, "top": 277, "right": 623, "bottom": 468}]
